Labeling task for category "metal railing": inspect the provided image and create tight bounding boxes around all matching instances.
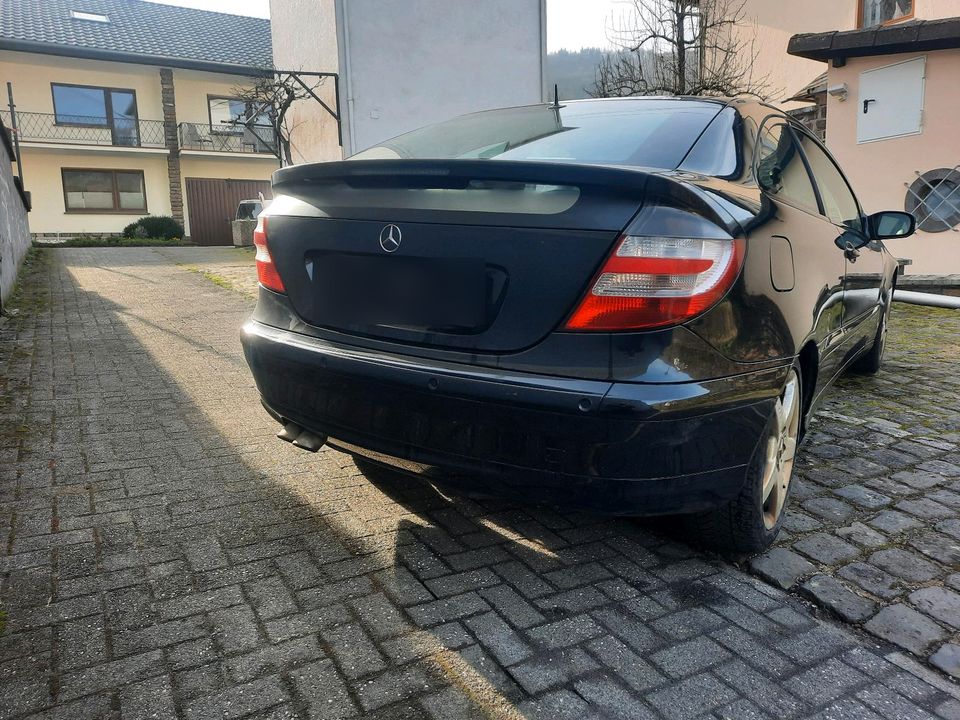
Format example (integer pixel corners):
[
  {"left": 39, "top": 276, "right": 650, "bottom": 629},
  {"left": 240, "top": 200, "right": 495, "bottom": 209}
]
[
  {"left": 0, "top": 111, "right": 166, "bottom": 148},
  {"left": 905, "top": 166, "right": 960, "bottom": 233},
  {"left": 178, "top": 122, "right": 277, "bottom": 155},
  {"left": 0, "top": 111, "right": 279, "bottom": 157}
]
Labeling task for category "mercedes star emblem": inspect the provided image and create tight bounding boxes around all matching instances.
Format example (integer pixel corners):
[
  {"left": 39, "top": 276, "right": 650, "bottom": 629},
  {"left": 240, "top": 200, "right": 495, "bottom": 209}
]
[{"left": 379, "top": 224, "right": 402, "bottom": 253}]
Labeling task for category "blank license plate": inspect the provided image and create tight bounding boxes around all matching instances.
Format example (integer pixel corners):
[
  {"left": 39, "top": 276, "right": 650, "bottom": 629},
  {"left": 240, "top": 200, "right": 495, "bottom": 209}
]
[{"left": 311, "top": 253, "right": 487, "bottom": 330}]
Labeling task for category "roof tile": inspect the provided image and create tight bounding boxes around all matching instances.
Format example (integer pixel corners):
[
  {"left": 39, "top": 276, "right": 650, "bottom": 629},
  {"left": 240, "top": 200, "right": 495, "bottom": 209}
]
[{"left": 0, "top": 0, "right": 272, "bottom": 71}]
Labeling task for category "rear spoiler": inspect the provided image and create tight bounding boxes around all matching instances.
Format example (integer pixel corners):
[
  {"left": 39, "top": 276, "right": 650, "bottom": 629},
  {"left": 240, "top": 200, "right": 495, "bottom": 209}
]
[
  {"left": 273, "top": 159, "right": 656, "bottom": 193},
  {"left": 270, "top": 159, "right": 738, "bottom": 233}
]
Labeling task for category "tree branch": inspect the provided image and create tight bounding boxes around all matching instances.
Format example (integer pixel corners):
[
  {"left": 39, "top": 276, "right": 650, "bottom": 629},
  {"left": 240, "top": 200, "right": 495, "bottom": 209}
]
[{"left": 591, "top": 0, "right": 779, "bottom": 100}]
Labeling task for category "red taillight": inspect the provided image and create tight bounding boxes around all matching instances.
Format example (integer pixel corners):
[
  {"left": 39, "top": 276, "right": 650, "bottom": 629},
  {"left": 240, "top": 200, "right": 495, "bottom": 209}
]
[
  {"left": 253, "top": 216, "right": 286, "bottom": 294},
  {"left": 564, "top": 235, "right": 745, "bottom": 331}
]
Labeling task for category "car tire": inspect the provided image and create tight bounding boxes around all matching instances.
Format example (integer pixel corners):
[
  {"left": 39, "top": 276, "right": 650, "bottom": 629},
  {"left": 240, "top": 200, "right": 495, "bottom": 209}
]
[
  {"left": 851, "top": 301, "right": 890, "bottom": 375},
  {"left": 685, "top": 361, "right": 803, "bottom": 555}
]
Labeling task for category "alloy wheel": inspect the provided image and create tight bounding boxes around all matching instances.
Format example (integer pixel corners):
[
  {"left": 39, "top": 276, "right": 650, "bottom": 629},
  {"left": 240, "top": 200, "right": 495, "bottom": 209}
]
[{"left": 761, "top": 369, "right": 801, "bottom": 529}]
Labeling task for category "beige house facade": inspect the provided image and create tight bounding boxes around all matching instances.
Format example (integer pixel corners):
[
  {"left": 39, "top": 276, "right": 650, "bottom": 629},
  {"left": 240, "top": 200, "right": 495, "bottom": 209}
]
[
  {"left": 738, "top": 0, "right": 958, "bottom": 104},
  {"left": 788, "top": 3, "right": 960, "bottom": 276},
  {"left": 0, "top": 1, "right": 279, "bottom": 244},
  {"left": 738, "top": 1, "right": 856, "bottom": 107}
]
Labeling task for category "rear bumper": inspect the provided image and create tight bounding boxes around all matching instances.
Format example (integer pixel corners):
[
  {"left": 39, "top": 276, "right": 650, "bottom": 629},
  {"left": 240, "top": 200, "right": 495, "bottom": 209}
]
[{"left": 241, "top": 321, "right": 788, "bottom": 515}]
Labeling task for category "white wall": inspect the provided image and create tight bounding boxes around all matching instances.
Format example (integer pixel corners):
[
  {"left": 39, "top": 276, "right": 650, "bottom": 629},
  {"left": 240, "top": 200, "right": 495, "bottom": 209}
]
[
  {"left": 270, "top": 0, "right": 546, "bottom": 162},
  {"left": 269, "top": 0, "right": 343, "bottom": 164},
  {"left": 338, "top": 0, "right": 546, "bottom": 155}
]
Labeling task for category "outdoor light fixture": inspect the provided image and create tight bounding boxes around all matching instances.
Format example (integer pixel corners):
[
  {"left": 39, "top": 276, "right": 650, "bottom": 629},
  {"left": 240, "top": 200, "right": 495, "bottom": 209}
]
[{"left": 828, "top": 83, "right": 849, "bottom": 101}]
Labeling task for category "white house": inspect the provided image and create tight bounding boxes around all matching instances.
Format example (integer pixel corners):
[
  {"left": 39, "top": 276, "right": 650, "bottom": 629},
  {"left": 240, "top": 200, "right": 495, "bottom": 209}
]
[{"left": 270, "top": 0, "right": 547, "bottom": 162}]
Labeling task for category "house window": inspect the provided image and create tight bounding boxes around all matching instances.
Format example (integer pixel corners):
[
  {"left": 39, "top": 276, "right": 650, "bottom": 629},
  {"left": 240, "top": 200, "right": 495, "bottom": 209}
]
[
  {"left": 62, "top": 169, "right": 146, "bottom": 212},
  {"left": 52, "top": 84, "right": 139, "bottom": 131},
  {"left": 208, "top": 96, "right": 272, "bottom": 134},
  {"left": 53, "top": 84, "right": 109, "bottom": 125},
  {"left": 906, "top": 169, "right": 960, "bottom": 233},
  {"left": 859, "top": 0, "right": 913, "bottom": 28},
  {"left": 208, "top": 97, "right": 249, "bottom": 134}
]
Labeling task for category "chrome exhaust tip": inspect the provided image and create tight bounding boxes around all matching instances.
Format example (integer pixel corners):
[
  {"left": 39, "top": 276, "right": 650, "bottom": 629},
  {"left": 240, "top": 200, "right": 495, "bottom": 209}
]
[
  {"left": 292, "top": 431, "right": 326, "bottom": 452},
  {"left": 276, "top": 421, "right": 326, "bottom": 452},
  {"left": 276, "top": 422, "right": 302, "bottom": 442}
]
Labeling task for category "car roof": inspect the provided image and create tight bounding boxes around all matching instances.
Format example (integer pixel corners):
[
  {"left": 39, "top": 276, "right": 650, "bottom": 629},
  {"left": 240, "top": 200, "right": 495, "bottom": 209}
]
[
  {"left": 472, "top": 95, "right": 789, "bottom": 125},
  {"left": 559, "top": 95, "right": 785, "bottom": 115}
]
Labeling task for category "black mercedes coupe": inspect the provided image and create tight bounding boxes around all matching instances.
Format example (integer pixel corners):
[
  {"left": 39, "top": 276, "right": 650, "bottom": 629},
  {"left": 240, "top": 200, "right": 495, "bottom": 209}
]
[{"left": 241, "top": 97, "right": 915, "bottom": 552}]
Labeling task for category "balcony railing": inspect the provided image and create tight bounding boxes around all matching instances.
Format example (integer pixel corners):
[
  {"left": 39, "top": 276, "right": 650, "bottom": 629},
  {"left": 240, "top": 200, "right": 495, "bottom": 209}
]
[
  {"left": 1, "top": 111, "right": 166, "bottom": 148},
  {"left": 178, "top": 122, "right": 277, "bottom": 155},
  {"left": 0, "top": 111, "right": 279, "bottom": 157}
]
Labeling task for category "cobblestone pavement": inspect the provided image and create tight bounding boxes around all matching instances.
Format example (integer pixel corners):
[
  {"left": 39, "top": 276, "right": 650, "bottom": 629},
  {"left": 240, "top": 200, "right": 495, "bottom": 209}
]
[
  {"left": 2, "top": 247, "right": 960, "bottom": 720},
  {"left": 750, "top": 302, "right": 960, "bottom": 674}
]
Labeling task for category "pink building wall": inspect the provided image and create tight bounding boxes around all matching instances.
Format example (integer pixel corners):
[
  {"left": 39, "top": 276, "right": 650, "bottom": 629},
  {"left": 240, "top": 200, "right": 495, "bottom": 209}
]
[{"left": 825, "top": 49, "right": 960, "bottom": 275}]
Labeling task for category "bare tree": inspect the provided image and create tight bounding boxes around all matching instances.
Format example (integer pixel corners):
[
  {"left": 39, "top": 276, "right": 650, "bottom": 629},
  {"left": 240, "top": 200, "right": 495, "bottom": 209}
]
[
  {"left": 592, "top": 0, "right": 774, "bottom": 99},
  {"left": 231, "top": 72, "right": 325, "bottom": 166}
]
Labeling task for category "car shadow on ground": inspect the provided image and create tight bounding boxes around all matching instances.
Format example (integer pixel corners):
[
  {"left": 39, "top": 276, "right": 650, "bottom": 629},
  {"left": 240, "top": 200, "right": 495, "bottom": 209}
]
[{"left": 1, "top": 248, "right": 956, "bottom": 720}]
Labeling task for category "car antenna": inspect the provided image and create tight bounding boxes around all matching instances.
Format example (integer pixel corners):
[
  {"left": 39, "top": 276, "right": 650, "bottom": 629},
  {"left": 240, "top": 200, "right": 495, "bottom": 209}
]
[{"left": 553, "top": 83, "right": 562, "bottom": 109}]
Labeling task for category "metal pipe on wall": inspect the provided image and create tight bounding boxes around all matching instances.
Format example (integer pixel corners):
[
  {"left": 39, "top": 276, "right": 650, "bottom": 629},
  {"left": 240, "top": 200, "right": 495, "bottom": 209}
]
[
  {"left": 894, "top": 290, "right": 960, "bottom": 309},
  {"left": 6, "top": 81, "right": 23, "bottom": 185}
]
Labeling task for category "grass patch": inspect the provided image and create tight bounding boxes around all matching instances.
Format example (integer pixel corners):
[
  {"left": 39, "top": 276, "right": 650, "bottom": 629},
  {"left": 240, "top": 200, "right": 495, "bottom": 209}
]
[
  {"left": 181, "top": 265, "right": 255, "bottom": 298},
  {"left": 0, "top": 607, "right": 7, "bottom": 636},
  {"left": 34, "top": 237, "right": 195, "bottom": 248},
  {"left": 3, "top": 247, "right": 50, "bottom": 314},
  {"left": 199, "top": 271, "right": 235, "bottom": 291}
]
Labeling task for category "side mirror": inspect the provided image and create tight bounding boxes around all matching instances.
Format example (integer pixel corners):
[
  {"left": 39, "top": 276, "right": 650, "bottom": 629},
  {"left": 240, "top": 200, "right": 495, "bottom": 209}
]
[{"left": 869, "top": 211, "right": 916, "bottom": 240}]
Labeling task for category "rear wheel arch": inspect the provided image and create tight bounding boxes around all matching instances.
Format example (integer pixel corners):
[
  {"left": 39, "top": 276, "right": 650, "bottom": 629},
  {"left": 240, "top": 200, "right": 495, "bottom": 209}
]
[{"left": 683, "top": 359, "right": 803, "bottom": 553}]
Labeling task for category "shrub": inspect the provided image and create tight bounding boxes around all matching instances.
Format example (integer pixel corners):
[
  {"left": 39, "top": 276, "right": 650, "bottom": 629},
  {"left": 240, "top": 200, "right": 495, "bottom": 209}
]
[{"left": 122, "top": 215, "right": 184, "bottom": 241}]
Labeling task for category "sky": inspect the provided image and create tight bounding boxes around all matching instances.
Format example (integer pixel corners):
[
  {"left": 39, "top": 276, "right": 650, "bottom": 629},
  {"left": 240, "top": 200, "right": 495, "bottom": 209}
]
[
  {"left": 547, "top": 0, "right": 622, "bottom": 52},
  {"left": 145, "top": 0, "right": 622, "bottom": 52}
]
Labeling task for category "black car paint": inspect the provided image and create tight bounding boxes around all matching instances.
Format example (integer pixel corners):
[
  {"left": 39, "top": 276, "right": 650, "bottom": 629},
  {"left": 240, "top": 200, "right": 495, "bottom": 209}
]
[
  {"left": 243, "top": 316, "right": 784, "bottom": 514},
  {"left": 241, "top": 98, "right": 899, "bottom": 515}
]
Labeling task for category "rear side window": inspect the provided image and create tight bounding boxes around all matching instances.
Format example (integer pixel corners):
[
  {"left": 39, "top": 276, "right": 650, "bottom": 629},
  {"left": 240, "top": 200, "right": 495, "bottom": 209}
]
[
  {"left": 351, "top": 100, "right": 723, "bottom": 171},
  {"left": 796, "top": 133, "right": 863, "bottom": 231},
  {"left": 755, "top": 121, "right": 819, "bottom": 213},
  {"left": 679, "top": 107, "right": 740, "bottom": 178}
]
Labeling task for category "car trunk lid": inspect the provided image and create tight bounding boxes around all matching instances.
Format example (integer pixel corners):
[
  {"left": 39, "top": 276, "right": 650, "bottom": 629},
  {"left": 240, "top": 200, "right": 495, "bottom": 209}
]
[{"left": 266, "top": 159, "right": 656, "bottom": 353}]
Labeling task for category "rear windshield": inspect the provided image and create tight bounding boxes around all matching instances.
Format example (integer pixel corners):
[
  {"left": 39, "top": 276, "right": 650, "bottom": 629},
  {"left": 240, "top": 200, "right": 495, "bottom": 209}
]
[{"left": 351, "top": 99, "right": 725, "bottom": 171}]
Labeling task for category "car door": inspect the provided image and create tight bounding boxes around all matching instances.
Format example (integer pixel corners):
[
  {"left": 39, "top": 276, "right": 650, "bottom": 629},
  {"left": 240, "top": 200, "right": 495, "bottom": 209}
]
[
  {"left": 794, "top": 130, "right": 885, "bottom": 337},
  {"left": 753, "top": 117, "right": 847, "bottom": 381}
]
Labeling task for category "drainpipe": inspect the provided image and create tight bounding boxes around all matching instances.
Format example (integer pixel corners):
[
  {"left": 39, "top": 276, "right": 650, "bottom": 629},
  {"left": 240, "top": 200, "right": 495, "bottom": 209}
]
[
  {"left": 336, "top": 0, "right": 357, "bottom": 158},
  {"left": 6, "top": 82, "right": 23, "bottom": 185},
  {"left": 539, "top": 0, "right": 548, "bottom": 102}
]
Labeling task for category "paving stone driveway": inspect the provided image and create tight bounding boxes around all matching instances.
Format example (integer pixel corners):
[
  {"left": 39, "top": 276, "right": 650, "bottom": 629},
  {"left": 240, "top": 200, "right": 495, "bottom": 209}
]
[
  {"left": 1, "top": 247, "right": 959, "bottom": 720},
  {"left": 750, "top": 301, "right": 960, "bottom": 673}
]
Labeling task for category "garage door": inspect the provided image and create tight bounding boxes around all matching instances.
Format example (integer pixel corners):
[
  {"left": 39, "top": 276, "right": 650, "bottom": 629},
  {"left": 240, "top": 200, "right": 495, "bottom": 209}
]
[{"left": 185, "top": 178, "right": 273, "bottom": 246}]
